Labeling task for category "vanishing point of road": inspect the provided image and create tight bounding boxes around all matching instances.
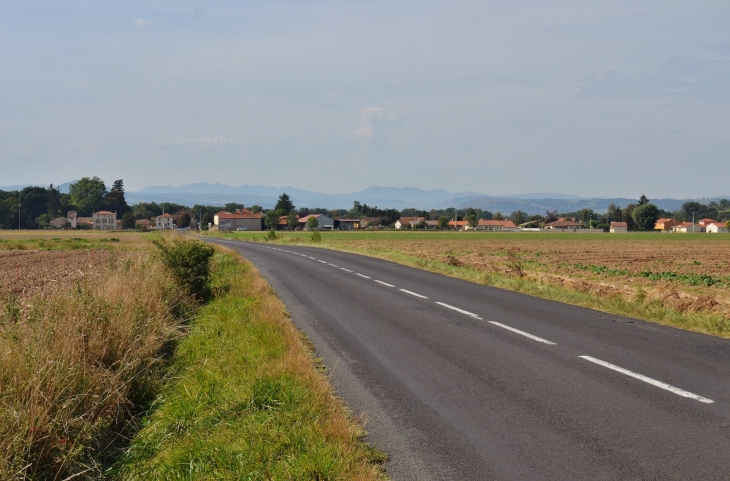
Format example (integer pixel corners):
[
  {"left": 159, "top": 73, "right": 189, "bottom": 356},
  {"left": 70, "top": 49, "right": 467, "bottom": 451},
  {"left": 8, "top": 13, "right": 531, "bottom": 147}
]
[{"left": 207, "top": 238, "right": 730, "bottom": 480}]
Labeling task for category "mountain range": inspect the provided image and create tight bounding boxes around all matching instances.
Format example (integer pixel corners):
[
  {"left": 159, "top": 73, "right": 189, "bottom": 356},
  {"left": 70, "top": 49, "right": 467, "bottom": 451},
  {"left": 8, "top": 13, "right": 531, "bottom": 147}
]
[{"left": 2, "top": 182, "right": 728, "bottom": 215}]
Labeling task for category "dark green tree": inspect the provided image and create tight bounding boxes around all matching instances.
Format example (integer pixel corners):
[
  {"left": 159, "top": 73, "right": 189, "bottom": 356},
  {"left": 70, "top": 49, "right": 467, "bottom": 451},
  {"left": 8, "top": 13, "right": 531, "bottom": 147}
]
[
  {"left": 20, "top": 186, "right": 49, "bottom": 225},
  {"left": 121, "top": 212, "right": 136, "bottom": 229},
  {"left": 638, "top": 194, "right": 649, "bottom": 206},
  {"left": 104, "top": 179, "right": 130, "bottom": 215},
  {"left": 265, "top": 210, "right": 282, "bottom": 229},
  {"left": 178, "top": 212, "right": 191, "bottom": 228},
  {"left": 511, "top": 210, "right": 527, "bottom": 226},
  {"left": 223, "top": 202, "right": 244, "bottom": 213},
  {"left": 632, "top": 203, "right": 659, "bottom": 230},
  {"left": 493, "top": 212, "right": 505, "bottom": 221},
  {"left": 47, "top": 184, "right": 61, "bottom": 217},
  {"left": 438, "top": 216, "right": 449, "bottom": 230},
  {"left": 275, "top": 193, "right": 295, "bottom": 214},
  {"left": 307, "top": 216, "right": 319, "bottom": 230},
  {"left": 287, "top": 211, "right": 298, "bottom": 230},
  {"left": 69, "top": 177, "right": 107, "bottom": 215},
  {"left": 466, "top": 208, "right": 479, "bottom": 229},
  {"left": 201, "top": 212, "right": 213, "bottom": 227}
]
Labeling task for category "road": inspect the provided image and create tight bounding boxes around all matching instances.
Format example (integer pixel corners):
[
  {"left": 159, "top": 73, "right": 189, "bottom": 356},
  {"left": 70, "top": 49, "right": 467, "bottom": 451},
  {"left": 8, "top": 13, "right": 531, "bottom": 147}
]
[{"left": 207, "top": 238, "right": 730, "bottom": 480}]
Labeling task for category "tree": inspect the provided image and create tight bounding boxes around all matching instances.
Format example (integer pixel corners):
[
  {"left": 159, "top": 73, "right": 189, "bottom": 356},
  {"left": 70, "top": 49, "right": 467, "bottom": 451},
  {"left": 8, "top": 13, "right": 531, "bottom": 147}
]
[
  {"left": 223, "top": 202, "right": 244, "bottom": 213},
  {"left": 466, "top": 211, "right": 478, "bottom": 229},
  {"left": 47, "top": 184, "right": 61, "bottom": 217},
  {"left": 275, "top": 193, "right": 295, "bottom": 214},
  {"left": 201, "top": 212, "right": 213, "bottom": 227},
  {"left": 104, "top": 179, "right": 130, "bottom": 216},
  {"left": 265, "top": 210, "right": 281, "bottom": 229},
  {"left": 178, "top": 212, "right": 191, "bottom": 228},
  {"left": 287, "top": 211, "right": 298, "bottom": 230},
  {"left": 606, "top": 204, "right": 622, "bottom": 222},
  {"left": 544, "top": 210, "right": 559, "bottom": 223},
  {"left": 632, "top": 203, "right": 659, "bottom": 230},
  {"left": 307, "top": 216, "right": 319, "bottom": 230},
  {"left": 20, "top": 186, "right": 49, "bottom": 225},
  {"left": 121, "top": 212, "right": 136, "bottom": 229},
  {"left": 623, "top": 203, "right": 638, "bottom": 228},
  {"left": 493, "top": 212, "right": 505, "bottom": 221},
  {"left": 511, "top": 210, "right": 527, "bottom": 226},
  {"left": 249, "top": 205, "right": 262, "bottom": 213},
  {"left": 438, "top": 216, "right": 449, "bottom": 230},
  {"left": 638, "top": 194, "right": 649, "bottom": 206},
  {"left": 719, "top": 199, "right": 730, "bottom": 209},
  {"left": 69, "top": 177, "right": 107, "bottom": 215}
]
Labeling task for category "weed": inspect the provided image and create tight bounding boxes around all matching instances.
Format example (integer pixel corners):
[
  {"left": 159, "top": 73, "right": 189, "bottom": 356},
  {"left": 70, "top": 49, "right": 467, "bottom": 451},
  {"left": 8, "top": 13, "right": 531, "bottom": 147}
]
[
  {"left": 153, "top": 238, "right": 215, "bottom": 300},
  {"left": 310, "top": 230, "right": 322, "bottom": 243}
]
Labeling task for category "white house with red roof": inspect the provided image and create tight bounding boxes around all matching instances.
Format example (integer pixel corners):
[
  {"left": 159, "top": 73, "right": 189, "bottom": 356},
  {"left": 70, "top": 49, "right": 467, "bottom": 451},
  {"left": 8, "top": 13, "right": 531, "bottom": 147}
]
[
  {"left": 92, "top": 210, "right": 117, "bottom": 230},
  {"left": 155, "top": 212, "right": 175, "bottom": 230},
  {"left": 705, "top": 222, "right": 728, "bottom": 233}
]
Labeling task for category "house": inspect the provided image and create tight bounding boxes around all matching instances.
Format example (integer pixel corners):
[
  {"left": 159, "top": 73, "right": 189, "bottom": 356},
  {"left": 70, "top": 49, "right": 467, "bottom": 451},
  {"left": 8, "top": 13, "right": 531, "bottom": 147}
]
[
  {"left": 335, "top": 218, "right": 361, "bottom": 230},
  {"left": 49, "top": 217, "right": 70, "bottom": 229},
  {"left": 172, "top": 208, "right": 197, "bottom": 229},
  {"left": 215, "top": 209, "right": 263, "bottom": 231},
  {"left": 674, "top": 222, "right": 704, "bottom": 233},
  {"left": 610, "top": 222, "right": 628, "bottom": 233},
  {"left": 447, "top": 220, "right": 469, "bottom": 230},
  {"left": 135, "top": 219, "right": 151, "bottom": 229},
  {"left": 697, "top": 218, "right": 716, "bottom": 227},
  {"left": 705, "top": 222, "right": 728, "bottom": 233},
  {"left": 298, "top": 214, "right": 334, "bottom": 230},
  {"left": 155, "top": 213, "right": 175, "bottom": 230},
  {"left": 92, "top": 211, "right": 117, "bottom": 230},
  {"left": 424, "top": 220, "right": 439, "bottom": 229},
  {"left": 476, "top": 220, "right": 518, "bottom": 231},
  {"left": 76, "top": 217, "right": 93, "bottom": 228},
  {"left": 67, "top": 211, "right": 77, "bottom": 228},
  {"left": 654, "top": 218, "right": 675, "bottom": 231},
  {"left": 544, "top": 220, "right": 583, "bottom": 231},
  {"left": 359, "top": 217, "right": 381, "bottom": 228},
  {"left": 395, "top": 217, "right": 425, "bottom": 229}
]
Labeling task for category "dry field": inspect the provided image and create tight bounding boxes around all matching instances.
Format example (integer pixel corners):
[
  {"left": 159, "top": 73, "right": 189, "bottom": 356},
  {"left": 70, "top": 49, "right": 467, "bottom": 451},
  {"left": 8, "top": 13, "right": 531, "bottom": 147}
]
[{"left": 331, "top": 233, "right": 730, "bottom": 317}]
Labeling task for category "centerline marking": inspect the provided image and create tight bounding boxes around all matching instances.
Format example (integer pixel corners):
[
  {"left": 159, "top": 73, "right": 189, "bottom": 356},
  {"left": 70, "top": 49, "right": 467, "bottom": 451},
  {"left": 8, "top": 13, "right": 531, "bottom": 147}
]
[
  {"left": 435, "top": 302, "right": 480, "bottom": 318},
  {"left": 579, "top": 356, "right": 714, "bottom": 404},
  {"left": 355, "top": 273, "right": 370, "bottom": 278},
  {"left": 374, "top": 280, "right": 395, "bottom": 287},
  {"left": 399, "top": 289, "right": 428, "bottom": 299},
  {"left": 328, "top": 263, "right": 338, "bottom": 267},
  {"left": 340, "top": 268, "right": 353, "bottom": 272},
  {"left": 487, "top": 321, "right": 556, "bottom": 345},
  {"left": 308, "top": 256, "right": 316, "bottom": 259},
  {"left": 318, "top": 260, "right": 327, "bottom": 263}
]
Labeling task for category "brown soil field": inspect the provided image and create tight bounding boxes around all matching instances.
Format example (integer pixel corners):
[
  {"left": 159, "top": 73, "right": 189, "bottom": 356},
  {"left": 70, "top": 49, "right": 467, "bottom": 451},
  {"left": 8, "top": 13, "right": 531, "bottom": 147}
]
[
  {"left": 0, "top": 249, "right": 131, "bottom": 300},
  {"left": 322, "top": 234, "right": 730, "bottom": 318}
]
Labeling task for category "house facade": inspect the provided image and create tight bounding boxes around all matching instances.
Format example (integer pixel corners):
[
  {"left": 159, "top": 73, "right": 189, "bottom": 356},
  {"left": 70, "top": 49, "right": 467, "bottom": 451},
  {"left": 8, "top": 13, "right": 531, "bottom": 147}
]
[
  {"left": 476, "top": 220, "right": 518, "bottom": 231},
  {"left": 92, "top": 211, "right": 117, "bottom": 230},
  {"left": 654, "top": 218, "right": 675, "bottom": 231},
  {"left": 395, "top": 217, "right": 425, "bottom": 229},
  {"left": 610, "top": 222, "right": 628, "bottom": 233},
  {"left": 706, "top": 222, "right": 728, "bottom": 233},
  {"left": 155, "top": 213, "right": 175, "bottom": 230},
  {"left": 215, "top": 209, "right": 263, "bottom": 231},
  {"left": 674, "top": 222, "right": 704, "bottom": 233},
  {"left": 335, "top": 218, "right": 361, "bottom": 230},
  {"left": 545, "top": 220, "right": 583, "bottom": 231}
]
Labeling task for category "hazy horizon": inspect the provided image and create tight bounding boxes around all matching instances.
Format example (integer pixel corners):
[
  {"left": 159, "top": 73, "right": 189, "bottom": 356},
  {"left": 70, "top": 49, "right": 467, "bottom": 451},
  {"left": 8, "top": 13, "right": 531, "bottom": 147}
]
[{"left": 2, "top": 2, "right": 729, "bottom": 198}]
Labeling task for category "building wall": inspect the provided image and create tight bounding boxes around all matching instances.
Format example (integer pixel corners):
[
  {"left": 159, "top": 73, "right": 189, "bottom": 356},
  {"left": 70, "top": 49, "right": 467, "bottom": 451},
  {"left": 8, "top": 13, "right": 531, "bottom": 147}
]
[{"left": 93, "top": 213, "right": 117, "bottom": 230}]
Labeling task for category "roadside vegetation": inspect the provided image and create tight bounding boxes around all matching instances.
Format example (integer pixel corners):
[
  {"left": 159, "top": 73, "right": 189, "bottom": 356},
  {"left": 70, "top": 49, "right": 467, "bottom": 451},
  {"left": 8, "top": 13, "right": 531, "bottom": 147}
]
[
  {"left": 0, "top": 231, "right": 384, "bottom": 479},
  {"left": 115, "top": 246, "right": 385, "bottom": 479},
  {"left": 210, "top": 230, "right": 730, "bottom": 339}
]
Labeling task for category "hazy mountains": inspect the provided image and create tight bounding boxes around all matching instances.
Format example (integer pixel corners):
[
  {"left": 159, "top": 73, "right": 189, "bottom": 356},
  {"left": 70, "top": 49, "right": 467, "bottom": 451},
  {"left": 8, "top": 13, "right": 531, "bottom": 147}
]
[
  {"left": 3, "top": 181, "right": 727, "bottom": 214},
  {"left": 126, "top": 183, "right": 727, "bottom": 214}
]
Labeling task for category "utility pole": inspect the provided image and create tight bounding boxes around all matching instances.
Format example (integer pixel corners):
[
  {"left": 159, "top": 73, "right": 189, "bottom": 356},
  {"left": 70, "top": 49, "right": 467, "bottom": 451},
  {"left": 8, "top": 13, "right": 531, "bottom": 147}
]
[{"left": 18, "top": 202, "right": 21, "bottom": 230}]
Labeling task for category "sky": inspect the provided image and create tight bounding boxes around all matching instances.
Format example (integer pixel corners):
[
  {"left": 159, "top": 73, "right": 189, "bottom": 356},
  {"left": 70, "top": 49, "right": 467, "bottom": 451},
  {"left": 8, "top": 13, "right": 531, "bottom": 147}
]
[{"left": 1, "top": 1, "right": 729, "bottom": 198}]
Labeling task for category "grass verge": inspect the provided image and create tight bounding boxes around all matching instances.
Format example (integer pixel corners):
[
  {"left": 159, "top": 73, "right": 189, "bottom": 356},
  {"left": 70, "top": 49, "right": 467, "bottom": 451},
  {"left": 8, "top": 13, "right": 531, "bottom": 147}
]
[{"left": 115, "top": 248, "right": 386, "bottom": 479}]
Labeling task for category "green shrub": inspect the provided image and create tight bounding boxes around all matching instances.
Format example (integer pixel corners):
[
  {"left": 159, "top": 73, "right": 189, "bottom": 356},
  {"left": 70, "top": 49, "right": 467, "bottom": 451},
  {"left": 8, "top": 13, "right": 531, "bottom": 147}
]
[
  {"left": 153, "top": 238, "right": 215, "bottom": 300},
  {"left": 310, "top": 230, "right": 322, "bottom": 243}
]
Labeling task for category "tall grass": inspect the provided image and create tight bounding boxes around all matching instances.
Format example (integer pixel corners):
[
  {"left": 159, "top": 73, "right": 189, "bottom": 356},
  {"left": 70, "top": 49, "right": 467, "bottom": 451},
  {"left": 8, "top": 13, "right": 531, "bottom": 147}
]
[
  {"left": 115, "top": 250, "right": 386, "bottom": 479},
  {"left": 0, "top": 251, "right": 191, "bottom": 479}
]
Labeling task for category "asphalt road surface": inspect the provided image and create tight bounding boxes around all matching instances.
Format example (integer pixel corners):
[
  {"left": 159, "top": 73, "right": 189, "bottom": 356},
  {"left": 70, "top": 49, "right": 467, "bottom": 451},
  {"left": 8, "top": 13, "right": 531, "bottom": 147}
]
[{"left": 207, "top": 238, "right": 730, "bottom": 480}]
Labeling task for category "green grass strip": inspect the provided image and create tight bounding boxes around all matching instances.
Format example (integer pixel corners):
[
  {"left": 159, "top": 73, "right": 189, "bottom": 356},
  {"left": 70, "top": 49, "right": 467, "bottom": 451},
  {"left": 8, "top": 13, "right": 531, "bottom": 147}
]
[{"left": 114, "top": 251, "right": 385, "bottom": 480}]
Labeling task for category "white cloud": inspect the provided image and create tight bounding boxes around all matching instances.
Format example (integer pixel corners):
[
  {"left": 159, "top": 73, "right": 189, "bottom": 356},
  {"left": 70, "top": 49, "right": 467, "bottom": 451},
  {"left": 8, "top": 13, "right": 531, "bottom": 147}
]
[
  {"left": 354, "top": 107, "right": 394, "bottom": 139},
  {"left": 133, "top": 18, "right": 153, "bottom": 28},
  {"left": 175, "top": 135, "right": 233, "bottom": 145}
]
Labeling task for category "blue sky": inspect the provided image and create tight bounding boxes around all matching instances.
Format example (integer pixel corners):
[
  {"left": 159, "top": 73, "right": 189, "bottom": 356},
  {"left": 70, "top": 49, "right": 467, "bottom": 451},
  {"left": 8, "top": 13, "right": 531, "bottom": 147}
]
[{"left": 1, "top": 1, "right": 729, "bottom": 197}]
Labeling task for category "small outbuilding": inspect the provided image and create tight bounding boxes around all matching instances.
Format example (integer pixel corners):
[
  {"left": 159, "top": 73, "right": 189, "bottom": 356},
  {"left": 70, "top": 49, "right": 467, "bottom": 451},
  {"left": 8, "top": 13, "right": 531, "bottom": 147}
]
[{"left": 610, "top": 222, "right": 628, "bottom": 233}]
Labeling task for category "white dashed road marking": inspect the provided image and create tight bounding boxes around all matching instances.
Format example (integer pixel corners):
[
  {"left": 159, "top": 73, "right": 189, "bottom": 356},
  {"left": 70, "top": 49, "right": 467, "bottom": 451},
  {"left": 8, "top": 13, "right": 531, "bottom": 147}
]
[
  {"left": 435, "top": 302, "right": 480, "bottom": 319},
  {"left": 318, "top": 260, "right": 327, "bottom": 263},
  {"left": 579, "top": 356, "right": 714, "bottom": 404},
  {"left": 374, "top": 280, "right": 396, "bottom": 287},
  {"left": 487, "top": 321, "right": 556, "bottom": 345},
  {"left": 355, "top": 273, "right": 371, "bottom": 278},
  {"left": 399, "top": 289, "right": 428, "bottom": 299},
  {"left": 340, "top": 268, "right": 354, "bottom": 273}
]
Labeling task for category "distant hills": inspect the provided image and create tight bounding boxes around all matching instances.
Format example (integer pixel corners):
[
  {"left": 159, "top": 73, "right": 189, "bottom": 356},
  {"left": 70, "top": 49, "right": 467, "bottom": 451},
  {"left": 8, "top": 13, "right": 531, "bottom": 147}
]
[{"left": 2, "top": 181, "right": 728, "bottom": 214}]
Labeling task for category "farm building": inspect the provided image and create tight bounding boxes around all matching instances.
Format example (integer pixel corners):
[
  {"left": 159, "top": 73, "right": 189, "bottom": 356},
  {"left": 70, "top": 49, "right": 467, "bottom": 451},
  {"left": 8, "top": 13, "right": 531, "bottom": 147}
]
[
  {"left": 395, "top": 217, "right": 425, "bottom": 229},
  {"left": 298, "top": 214, "right": 334, "bottom": 230},
  {"left": 476, "top": 220, "right": 518, "bottom": 231},
  {"left": 545, "top": 220, "right": 583, "bottom": 231}
]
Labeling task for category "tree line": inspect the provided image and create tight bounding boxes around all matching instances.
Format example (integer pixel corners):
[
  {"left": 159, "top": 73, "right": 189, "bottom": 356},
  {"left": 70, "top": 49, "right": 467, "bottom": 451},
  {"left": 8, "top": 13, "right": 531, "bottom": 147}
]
[{"left": 2, "top": 181, "right": 729, "bottom": 231}]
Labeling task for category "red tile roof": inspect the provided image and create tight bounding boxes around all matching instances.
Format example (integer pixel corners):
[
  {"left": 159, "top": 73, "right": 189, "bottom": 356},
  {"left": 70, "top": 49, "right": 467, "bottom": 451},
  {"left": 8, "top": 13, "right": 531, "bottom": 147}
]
[
  {"left": 217, "top": 212, "right": 262, "bottom": 219},
  {"left": 478, "top": 220, "right": 517, "bottom": 228},
  {"left": 611, "top": 222, "right": 627, "bottom": 227},
  {"left": 94, "top": 211, "right": 115, "bottom": 215}
]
